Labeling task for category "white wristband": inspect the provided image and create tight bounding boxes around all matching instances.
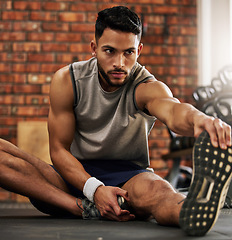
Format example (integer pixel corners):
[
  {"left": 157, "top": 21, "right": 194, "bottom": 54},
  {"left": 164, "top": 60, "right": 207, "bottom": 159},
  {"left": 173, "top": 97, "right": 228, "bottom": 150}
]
[{"left": 83, "top": 177, "right": 105, "bottom": 202}]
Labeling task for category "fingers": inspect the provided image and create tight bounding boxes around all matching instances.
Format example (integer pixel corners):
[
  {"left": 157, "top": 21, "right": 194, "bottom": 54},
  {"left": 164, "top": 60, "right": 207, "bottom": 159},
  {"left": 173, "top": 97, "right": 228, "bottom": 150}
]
[
  {"left": 101, "top": 208, "right": 135, "bottom": 221},
  {"left": 205, "top": 117, "right": 231, "bottom": 149},
  {"left": 111, "top": 188, "right": 129, "bottom": 216},
  {"left": 94, "top": 186, "right": 134, "bottom": 221}
]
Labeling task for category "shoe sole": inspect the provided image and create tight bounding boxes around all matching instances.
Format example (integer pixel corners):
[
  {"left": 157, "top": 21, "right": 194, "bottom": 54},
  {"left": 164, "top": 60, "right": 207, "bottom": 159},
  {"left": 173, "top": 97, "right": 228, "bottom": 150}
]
[{"left": 179, "top": 130, "right": 232, "bottom": 236}]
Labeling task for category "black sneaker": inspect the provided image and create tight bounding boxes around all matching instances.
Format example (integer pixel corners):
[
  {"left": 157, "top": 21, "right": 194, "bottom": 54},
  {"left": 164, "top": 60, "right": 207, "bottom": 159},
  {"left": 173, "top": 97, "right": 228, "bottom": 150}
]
[
  {"left": 81, "top": 196, "right": 130, "bottom": 220},
  {"left": 179, "top": 130, "right": 232, "bottom": 236}
]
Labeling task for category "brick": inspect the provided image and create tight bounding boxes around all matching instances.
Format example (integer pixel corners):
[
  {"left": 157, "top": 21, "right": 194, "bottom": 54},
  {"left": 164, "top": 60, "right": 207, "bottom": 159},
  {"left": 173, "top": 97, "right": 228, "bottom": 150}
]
[
  {"left": 55, "top": 33, "right": 81, "bottom": 42},
  {"left": 133, "top": 5, "right": 153, "bottom": 14},
  {"left": 139, "top": 56, "right": 165, "bottom": 65},
  {"left": 0, "top": 53, "right": 26, "bottom": 62},
  {"left": 0, "top": 43, "right": 12, "bottom": 52},
  {"left": 152, "top": 45, "right": 163, "bottom": 55},
  {"left": 56, "top": 54, "right": 79, "bottom": 63},
  {"left": 13, "top": 22, "right": 41, "bottom": 31},
  {"left": 180, "top": 26, "right": 197, "bottom": 35},
  {"left": 30, "top": 12, "right": 57, "bottom": 21},
  {"left": 0, "top": 22, "right": 12, "bottom": 31},
  {"left": 58, "top": 12, "right": 85, "bottom": 22},
  {"left": 25, "top": 95, "right": 50, "bottom": 105},
  {"left": 40, "top": 64, "right": 65, "bottom": 73},
  {"left": 70, "top": 43, "right": 91, "bottom": 53},
  {"left": 0, "top": 95, "right": 25, "bottom": 104},
  {"left": 139, "top": 45, "right": 152, "bottom": 55},
  {"left": 0, "top": 1, "right": 12, "bottom": 10},
  {"left": 124, "top": 0, "right": 165, "bottom": 3},
  {"left": 12, "top": 84, "right": 41, "bottom": 94},
  {"left": 0, "top": 84, "right": 13, "bottom": 93},
  {"left": 42, "top": 84, "right": 51, "bottom": 94},
  {"left": 180, "top": 6, "right": 197, "bottom": 15},
  {"left": 13, "top": 42, "right": 41, "bottom": 52},
  {"left": 13, "top": 1, "right": 41, "bottom": 10},
  {"left": 39, "top": 107, "right": 49, "bottom": 116},
  {"left": 0, "top": 32, "right": 25, "bottom": 41},
  {"left": 70, "top": 2, "right": 97, "bottom": 11},
  {"left": 0, "top": 63, "right": 11, "bottom": 72},
  {"left": 40, "top": 64, "right": 65, "bottom": 74},
  {"left": 42, "top": 22, "right": 69, "bottom": 32},
  {"left": 163, "top": 46, "right": 179, "bottom": 56},
  {"left": 0, "top": 74, "right": 26, "bottom": 83},
  {"left": 87, "top": 12, "right": 97, "bottom": 23},
  {"left": 27, "top": 32, "right": 54, "bottom": 42},
  {"left": 12, "top": 64, "right": 40, "bottom": 73},
  {"left": 11, "top": 106, "right": 40, "bottom": 116},
  {"left": 147, "top": 15, "right": 164, "bottom": 25},
  {"left": 13, "top": 74, "right": 27, "bottom": 83},
  {"left": 0, "top": 74, "right": 13, "bottom": 82},
  {"left": 166, "top": 0, "right": 180, "bottom": 4},
  {"left": 0, "top": 106, "right": 11, "bottom": 115},
  {"left": 12, "top": 106, "right": 50, "bottom": 117},
  {"left": 0, "top": 117, "right": 22, "bottom": 126},
  {"left": 42, "top": 43, "right": 68, "bottom": 52},
  {"left": 28, "top": 53, "right": 55, "bottom": 62},
  {"left": 82, "top": 33, "right": 95, "bottom": 43},
  {"left": 42, "top": 2, "right": 68, "bottom": 11},
  {"left": 152, "top": 6, "right": 179, "bottom": 14},
  {"left": 2, "top": 11, "right": 29, "bottom": 20},
  {"left": 71, "top": 23, "right": 95, "bottom": 32},
  {"left": 28, "top": 74, "right": 53, "bottom": 84}
]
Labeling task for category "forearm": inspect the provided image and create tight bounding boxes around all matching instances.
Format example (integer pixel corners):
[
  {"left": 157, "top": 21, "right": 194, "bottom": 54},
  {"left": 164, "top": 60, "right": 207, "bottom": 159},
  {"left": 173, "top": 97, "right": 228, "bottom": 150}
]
[
  {"left": 166, "top": 102, "right": 207, "bottom": 136},
  {"left": 51, "top": 147, "right": 91, "bottom": 191}
]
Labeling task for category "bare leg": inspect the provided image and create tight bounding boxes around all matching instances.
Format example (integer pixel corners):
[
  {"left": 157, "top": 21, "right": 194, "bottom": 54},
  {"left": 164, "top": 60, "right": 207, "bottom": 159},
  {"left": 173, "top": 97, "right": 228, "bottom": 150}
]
[
  {"left": 0, "top": 138, "right": 82, "bottom": 217},
  {"left": 122, "top": 172, "right": 185, "bottom": 225}
]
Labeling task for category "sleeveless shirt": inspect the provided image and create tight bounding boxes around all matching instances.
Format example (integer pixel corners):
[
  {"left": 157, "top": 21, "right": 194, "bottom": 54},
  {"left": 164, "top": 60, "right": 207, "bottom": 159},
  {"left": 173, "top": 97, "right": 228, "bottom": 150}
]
[{"left": 69, "top": 57, "right": 156, "bottom": 168}]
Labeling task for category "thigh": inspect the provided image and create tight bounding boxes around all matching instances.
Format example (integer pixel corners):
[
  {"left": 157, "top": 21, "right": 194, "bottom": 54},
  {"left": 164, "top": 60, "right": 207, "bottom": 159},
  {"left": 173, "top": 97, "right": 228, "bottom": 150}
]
[{"left": 0, "top": 138, "right": 70, "bottom": 193}]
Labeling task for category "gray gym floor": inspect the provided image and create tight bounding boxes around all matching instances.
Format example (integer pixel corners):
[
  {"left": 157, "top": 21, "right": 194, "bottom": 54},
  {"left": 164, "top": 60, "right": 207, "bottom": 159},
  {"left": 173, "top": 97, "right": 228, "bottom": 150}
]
[{"left": 0, "top": 203, "right": 232, "bottom": 240}]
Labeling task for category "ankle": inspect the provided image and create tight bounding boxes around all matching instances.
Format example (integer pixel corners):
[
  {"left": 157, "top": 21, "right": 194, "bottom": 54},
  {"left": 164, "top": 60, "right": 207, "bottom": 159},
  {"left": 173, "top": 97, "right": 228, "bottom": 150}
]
[{"left": 71, "top": 198, "right": 83, "bottom": 216}]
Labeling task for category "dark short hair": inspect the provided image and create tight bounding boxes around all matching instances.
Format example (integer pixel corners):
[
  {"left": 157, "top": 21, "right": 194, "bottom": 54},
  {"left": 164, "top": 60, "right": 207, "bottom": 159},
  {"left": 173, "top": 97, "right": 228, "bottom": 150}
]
[{"left": 95, "top": 6, "right": 142, "bottom": 42}]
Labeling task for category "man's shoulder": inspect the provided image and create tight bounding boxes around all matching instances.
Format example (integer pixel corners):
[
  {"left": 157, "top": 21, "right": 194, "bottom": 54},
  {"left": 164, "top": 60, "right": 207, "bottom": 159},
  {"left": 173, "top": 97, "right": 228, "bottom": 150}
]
[
  {"left": 71, "top": 58, "right": 98, "bottom": 78},
  {"left": 133, "top": 62, "right": 156, "bottom": 83}
]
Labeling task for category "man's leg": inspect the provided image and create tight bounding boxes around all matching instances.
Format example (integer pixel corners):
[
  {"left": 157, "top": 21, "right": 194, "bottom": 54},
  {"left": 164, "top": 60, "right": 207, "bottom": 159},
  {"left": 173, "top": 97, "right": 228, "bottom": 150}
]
[
  {"left": 121, "top": 171, "right": 185, "bottom": 225},
  {"left": 0, "top": 138, "right": 82, "bottom": 217}
]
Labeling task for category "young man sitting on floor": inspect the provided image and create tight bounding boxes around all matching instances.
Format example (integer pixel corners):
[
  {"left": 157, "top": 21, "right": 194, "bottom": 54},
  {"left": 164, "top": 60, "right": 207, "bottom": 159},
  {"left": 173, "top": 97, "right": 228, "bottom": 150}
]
[{"left": 0, "top": 6, "right": 231, "bottom": 236}]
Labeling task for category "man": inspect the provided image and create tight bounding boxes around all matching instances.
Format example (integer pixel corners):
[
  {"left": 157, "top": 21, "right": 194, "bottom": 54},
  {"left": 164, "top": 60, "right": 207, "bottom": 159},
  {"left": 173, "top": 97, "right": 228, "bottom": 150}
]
[{"left": 0, "top": 6, "right": 231, "bottom": 236}]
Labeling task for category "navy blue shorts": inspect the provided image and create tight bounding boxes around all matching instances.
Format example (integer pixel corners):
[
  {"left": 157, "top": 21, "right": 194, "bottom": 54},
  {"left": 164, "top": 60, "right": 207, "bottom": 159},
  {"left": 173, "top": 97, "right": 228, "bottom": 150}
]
[{"left": 53, "top": 160, "right": 151, "bottom": 198}]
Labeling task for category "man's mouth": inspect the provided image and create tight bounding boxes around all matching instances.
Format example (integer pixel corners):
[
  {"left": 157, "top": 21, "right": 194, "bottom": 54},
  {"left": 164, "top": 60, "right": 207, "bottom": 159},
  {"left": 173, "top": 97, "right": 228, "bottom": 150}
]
[{"left": 109, "top": 71, "right": 127, "bottom": 79}]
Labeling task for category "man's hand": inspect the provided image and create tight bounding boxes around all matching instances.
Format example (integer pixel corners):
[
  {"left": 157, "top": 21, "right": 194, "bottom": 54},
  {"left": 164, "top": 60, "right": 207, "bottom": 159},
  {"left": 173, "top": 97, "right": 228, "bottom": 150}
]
[
  {"left": 94, "top": 185, "right": 135, "bottom": 221},
  {"left": 193, "top": 114, "right": 231, "bottom": 149}
]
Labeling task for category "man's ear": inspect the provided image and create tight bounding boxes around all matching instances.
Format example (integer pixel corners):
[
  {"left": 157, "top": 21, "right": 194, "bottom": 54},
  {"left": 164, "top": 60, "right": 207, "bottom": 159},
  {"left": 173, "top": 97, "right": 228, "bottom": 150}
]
[
  {"left": 137, "top": 43, "right": 143, "bottom": 57},
  {"left": 91, "top": 40, "right": 97, "bottom": 57}
]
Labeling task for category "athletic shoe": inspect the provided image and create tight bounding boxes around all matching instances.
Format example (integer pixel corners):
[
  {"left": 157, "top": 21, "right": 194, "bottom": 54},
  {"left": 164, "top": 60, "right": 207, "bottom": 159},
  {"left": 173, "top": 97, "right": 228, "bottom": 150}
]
[
  {"left": 80, "top": 195, "right": 130, "bottom": 220},
  {"left": 179, "top": 130, "right": 232, "bottom": 236}
]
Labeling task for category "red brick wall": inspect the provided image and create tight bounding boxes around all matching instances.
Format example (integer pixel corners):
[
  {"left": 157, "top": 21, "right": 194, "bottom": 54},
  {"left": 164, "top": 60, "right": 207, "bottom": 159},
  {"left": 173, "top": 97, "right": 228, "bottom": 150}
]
[{"left": 0, "top": 0, "right": 197, "bottom": 201}]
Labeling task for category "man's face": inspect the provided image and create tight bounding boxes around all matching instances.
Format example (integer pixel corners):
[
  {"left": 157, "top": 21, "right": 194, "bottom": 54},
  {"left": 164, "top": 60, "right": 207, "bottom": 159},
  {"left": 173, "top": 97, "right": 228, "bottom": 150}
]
[{"left": 91, "top": 28, "right": 143, "bottom": 92}]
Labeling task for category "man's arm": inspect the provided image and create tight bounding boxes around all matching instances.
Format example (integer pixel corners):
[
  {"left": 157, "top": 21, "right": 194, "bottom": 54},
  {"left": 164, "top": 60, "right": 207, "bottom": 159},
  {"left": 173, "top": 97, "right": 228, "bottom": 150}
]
[
  {"left": 135, "top": 80, "right": 231, "bottom": 149},
  {"left": 48, "top": 66, "right": 91, "bottom": 191},
  {"left": 48, "top": 66, "right": 133, "bottom": 221}
]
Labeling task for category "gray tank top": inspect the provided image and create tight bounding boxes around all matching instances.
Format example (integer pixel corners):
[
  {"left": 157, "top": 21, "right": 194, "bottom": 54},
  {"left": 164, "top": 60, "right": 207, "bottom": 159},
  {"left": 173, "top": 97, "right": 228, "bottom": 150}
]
[{"left": 69, "top": 58, "right": 156, "bottom": 168}]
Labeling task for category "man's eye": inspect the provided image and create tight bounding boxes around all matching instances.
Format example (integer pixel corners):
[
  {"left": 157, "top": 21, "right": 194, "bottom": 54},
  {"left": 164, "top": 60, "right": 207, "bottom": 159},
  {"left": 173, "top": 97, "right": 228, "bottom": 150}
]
[
  {"left": 105, "top": 49, "right": 114, "bottom": 54},
  {"left": 125, "top": 50, "right": 134, "bottom": 55}
]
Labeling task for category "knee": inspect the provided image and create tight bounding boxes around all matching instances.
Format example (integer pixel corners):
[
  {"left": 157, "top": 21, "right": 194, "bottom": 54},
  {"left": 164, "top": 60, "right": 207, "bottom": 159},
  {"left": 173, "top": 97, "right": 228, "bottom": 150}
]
[
  {"left": 132, "top": 177, "right": 171, "bottom": 200},
  {"left": 0, "top": 139, "right": 16, "bottom": 167},
  {"left": 0, "top": 138, "right": 11, "bottom": 152}
]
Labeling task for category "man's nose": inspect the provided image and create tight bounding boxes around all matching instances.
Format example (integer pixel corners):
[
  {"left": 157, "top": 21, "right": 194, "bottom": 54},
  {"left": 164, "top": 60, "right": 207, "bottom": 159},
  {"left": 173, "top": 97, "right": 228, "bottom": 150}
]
[{"left": 113, "top": 54, "right": 125, "bottom": 69}]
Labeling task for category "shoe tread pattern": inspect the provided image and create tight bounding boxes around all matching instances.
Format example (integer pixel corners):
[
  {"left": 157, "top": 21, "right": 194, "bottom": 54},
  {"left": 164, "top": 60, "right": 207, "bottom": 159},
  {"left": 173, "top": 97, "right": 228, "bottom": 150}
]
[{"left": 179, "top": 130, "right": 232, "bottom": 236}]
